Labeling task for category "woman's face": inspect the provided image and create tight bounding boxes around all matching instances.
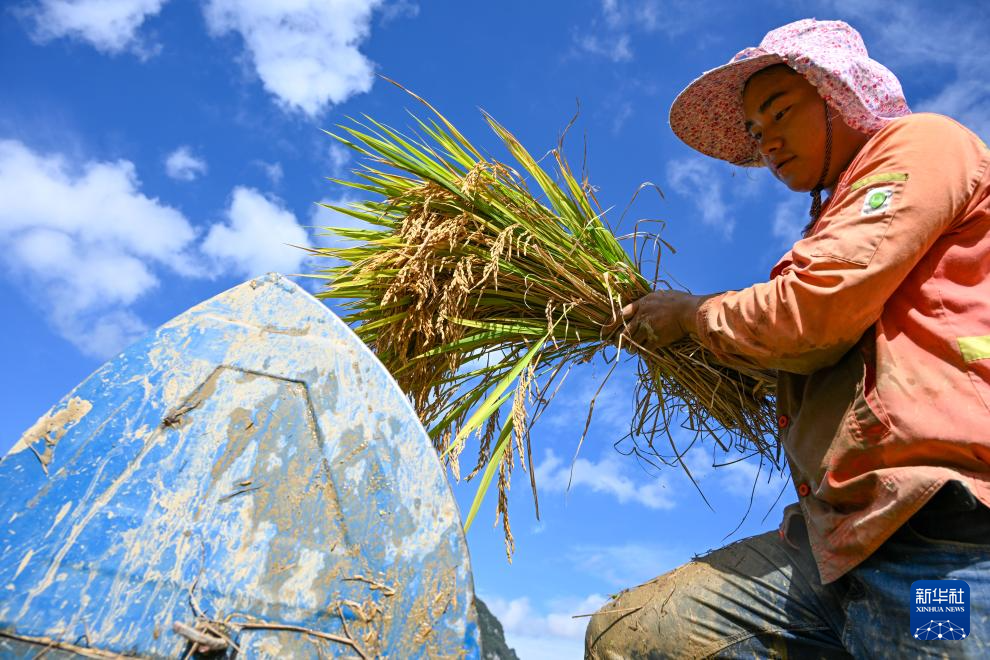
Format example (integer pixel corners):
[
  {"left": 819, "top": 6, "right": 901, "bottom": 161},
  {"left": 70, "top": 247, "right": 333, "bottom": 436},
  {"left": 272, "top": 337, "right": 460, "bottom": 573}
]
[{"left": 742, "top": 66, "right": 868, "bottom": 193}]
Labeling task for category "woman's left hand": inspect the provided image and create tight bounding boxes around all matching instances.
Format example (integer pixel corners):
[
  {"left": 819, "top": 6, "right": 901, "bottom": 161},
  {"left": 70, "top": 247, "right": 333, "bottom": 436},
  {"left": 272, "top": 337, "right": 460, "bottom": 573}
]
[{"left": 620, "top": 291, "right": 711, "bottom": 350}]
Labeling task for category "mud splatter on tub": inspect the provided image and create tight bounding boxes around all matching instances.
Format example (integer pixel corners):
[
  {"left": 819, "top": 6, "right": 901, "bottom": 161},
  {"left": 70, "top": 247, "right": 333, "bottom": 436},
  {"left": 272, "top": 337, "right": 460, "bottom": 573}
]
[{"left": 8, "top": 397, "right": 92, "bottom": 472}]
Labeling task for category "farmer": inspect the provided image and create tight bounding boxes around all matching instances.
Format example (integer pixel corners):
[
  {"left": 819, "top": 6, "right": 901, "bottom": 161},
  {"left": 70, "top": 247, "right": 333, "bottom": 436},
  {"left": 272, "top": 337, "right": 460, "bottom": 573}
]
[{"left": 586, "top": 18, "right": 990, "bottom": 658}]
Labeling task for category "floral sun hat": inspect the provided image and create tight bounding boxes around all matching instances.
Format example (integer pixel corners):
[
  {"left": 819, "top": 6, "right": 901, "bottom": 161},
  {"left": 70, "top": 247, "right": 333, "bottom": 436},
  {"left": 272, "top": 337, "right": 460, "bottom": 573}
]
[{"left": 669, "top": 18, "right": 911, "bottom": 166}]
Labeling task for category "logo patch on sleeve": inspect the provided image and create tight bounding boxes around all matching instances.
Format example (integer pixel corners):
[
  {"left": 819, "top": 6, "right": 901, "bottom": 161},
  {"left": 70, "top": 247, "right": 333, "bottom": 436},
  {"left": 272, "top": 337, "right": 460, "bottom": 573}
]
[{"left": 861, "top": 186, "right": 895, "bottom": 216}]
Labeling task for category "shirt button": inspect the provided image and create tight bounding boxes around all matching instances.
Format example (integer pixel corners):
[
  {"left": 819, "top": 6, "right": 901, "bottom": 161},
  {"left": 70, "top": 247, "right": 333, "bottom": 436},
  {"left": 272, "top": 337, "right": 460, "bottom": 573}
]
[
  {"left": 778, "top": 414, "right": 790, "bottom": 429},
  {"left": 797, "top": 482, "right": 811, "bottom": 497}
]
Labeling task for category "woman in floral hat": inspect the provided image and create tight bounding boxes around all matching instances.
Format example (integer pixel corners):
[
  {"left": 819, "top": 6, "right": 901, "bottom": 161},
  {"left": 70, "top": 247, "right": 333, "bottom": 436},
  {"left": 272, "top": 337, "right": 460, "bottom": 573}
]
[{"left": 587, "top": 18, "right": 990, "bottom": 658}]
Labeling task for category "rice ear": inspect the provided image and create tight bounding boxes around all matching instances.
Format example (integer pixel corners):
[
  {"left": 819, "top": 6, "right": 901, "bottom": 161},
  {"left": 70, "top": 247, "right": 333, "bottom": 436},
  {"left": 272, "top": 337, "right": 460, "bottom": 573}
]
[{"left": 310, "top": 86, "right": 778, "bottom": 557}]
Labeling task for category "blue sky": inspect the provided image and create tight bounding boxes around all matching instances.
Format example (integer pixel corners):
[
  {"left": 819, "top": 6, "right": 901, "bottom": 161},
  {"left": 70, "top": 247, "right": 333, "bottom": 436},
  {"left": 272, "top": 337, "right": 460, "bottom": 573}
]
[{"left": 1, "top": 1, "right": 988, "bottom": 657}]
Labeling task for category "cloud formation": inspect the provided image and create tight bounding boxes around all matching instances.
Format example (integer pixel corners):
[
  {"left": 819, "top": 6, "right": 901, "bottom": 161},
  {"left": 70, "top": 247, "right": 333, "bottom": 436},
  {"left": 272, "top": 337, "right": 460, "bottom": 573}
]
[
  {"left": 821, "top": 1, "right": 990, "bottom": 140},
  {"left": 22, "top": 0, "right": 168, "bottom": 57},
  {"left": 542, "top": 369, "right": 633, "bottom": 433},
  {"left": 0, "top": 139, "right": 198, "bottom": 358},
  {"left": 575, "top": 0, "right": 699, "bottom": 62},
  {"left": 714, "top": 457, "right": 767, "bottom": 500},
  {"left": 535, "top": 449, "right": 676, "bottom": 510},
  {"left": 379, "top": 0, "right": 419, "bottom": 24},
  {"left": 574, "top": 33, "right": 633, "bottom": 63},
  {"left": 0, "top": 138, "right": 323, "bottom": 358},
  {"left": 202, "top": 186, "right": 310, "bottom": 278},
  {"left": 568, "top": 541, "right": 683, "bottom": 587},
  {"left": 327, "top": 143, "right": 352, "bottom": 177},
  {"left": 684, "top": 445, "right": 787, "bottom": 507},
  {"left": 255, "top": 161, "right": 284, "bottom": 186},
  {"left": 771, "top": 194, "right": 808, "bottom": 247},
  {"left": 202, "top": 0, "right": 384, "bottom": 117},
  {"left": 165, "top": 146, "right": 208, "bottom": 181},
  {"left": 484, "top": 593, "right": 605, "bottom": 659},
  {"left": 666, "top": 156, "right": 733, "bottom": 237}
]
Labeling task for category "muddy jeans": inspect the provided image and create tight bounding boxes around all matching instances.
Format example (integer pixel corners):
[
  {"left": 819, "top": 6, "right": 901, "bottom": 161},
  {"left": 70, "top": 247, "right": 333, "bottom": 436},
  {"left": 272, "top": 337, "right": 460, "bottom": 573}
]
[{"left": 585, "top": 482, "right": 990, "bottom": 659}]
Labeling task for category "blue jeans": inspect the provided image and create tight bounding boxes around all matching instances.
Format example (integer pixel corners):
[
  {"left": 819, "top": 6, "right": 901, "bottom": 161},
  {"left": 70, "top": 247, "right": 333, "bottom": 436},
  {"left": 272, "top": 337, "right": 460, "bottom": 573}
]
[{"left": 585, "top": 482, "right": 990, "bottom": 659}]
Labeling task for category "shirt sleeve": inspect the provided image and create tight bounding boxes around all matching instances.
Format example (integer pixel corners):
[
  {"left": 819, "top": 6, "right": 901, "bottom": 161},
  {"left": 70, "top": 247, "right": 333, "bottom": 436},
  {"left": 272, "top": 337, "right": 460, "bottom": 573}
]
[{"left": 695, "top": 113, "right": 989, "bottom": 375}]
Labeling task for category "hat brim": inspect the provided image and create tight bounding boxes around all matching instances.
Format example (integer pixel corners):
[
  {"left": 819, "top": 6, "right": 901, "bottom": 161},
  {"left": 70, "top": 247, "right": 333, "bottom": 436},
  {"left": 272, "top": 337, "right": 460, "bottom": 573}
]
[{"left": 669, "top": 53, "right": 783, "bottom": 166}]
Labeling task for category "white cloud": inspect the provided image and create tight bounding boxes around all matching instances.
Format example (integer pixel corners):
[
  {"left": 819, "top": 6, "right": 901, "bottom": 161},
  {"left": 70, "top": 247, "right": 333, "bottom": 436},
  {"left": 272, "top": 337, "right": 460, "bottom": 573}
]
[
  {"left": 685, "top": 444, "right": 787, "bottom": 507},
  {"left": 568, "top": 542, "right": 683, "bottom": 588},
  {"left": 165, "top": 146, "right": 207, "bottom": 181},
  {"left": 542, "top": 370, "right": 632, "bottom": 432},
  {"left": 73, "top": 308, "right": 149, "bottom": 358},
  {"left": 484, "top": 593, "right": 606, "bottom": 660},
  {"left": 732, "top": 167, "right": 772, "bottom": 201},
  {"left": 600, "top": 0, "right": 621, "bottom": 27},
  {"left": 327, "top": 143, "right": 352, "bottom": 177},
  {"left": 597, "top": 0, "right": 693, "bottom": 35},
  {"left": 575, "top": 0, "right": 698, "bottom": 62},
  {"left": 379, "top": 0, "right": 418, "bottom": 24},
  {"left": 716, "top": 456, "right": 789, "bottom": 509},
  {"left": 771, "top": 194, "right": 808, "bottom": 247},
  {"left": 713, "top": 457, "right": 766, "bottom": 499},
  {"left": 256, "top": 161, "right": 284, "bottom": 186},
  {"left": 610, "top": 100, "right": 634, "bottom": 135},
  {"left": 202, "top": 186, "right": 310, "bottom": 278},
  {"left": 916, "top": 79, "right": 990, "bottom": 143},
  {"left": 818, "top": 1, "right": 990, "bottom": 141},
  {"left": 0, "top": 141, "right": 339, "bottom": 358},
  {"left": 666, "top": 156, "right": 733, "bottom": 238},
  {"left": 22, "top": 0, "right": 168, "bottom": 58},
  {"left": 575, "top": 33, "right": 633, "bottom": 63},
  {"left": 202, "top": 0, "right": 385, "bottom": 117},
  {"left": 535, "top": 449, "right": 676, "bottom": 510},
  {"left": 680, "top": 445, "right": 716, "bottom": 479},
  {"left": 0, "top": 139, "right": 199, "bottom": 357},
  {"left": 823, "top": 1, "right": 983, "bottom": 69}
]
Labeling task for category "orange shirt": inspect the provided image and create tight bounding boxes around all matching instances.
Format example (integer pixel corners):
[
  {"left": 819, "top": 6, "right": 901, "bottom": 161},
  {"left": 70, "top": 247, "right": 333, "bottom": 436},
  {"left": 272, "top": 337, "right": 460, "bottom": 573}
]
[{"left": 696, "top": 113, "right": 990, "bottom": 584}]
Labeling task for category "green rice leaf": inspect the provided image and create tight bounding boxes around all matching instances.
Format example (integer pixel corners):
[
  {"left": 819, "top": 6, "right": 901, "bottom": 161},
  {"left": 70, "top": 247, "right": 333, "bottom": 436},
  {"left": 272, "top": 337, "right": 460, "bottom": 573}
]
[
  {"left": 463, "top": 415, "right": 514, "bottom": 532},
  {"left": 447, "top": 333, "right": 548, "bottom": 455},
  {"left": 308, "top": 82, "right": 779, "bottom": 559}
]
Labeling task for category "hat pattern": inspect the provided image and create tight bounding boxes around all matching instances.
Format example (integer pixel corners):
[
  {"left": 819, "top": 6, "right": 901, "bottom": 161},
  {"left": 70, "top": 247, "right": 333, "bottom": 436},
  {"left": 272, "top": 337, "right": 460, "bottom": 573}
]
[{"left": 669, "top": 19, "right": 911, "bottom": 166}]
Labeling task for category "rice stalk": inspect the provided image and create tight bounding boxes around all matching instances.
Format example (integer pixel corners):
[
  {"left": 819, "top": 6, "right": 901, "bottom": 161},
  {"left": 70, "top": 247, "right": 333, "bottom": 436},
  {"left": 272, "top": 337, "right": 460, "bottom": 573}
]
[{"left": 308, "top": 84, "right": 778, "bottom": 558}]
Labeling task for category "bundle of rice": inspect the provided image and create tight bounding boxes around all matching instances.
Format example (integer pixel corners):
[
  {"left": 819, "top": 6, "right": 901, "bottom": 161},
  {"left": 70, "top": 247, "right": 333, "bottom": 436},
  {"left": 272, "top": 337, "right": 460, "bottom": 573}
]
[{"left": 309, "top": 86, "right": 777, "bottom": 557}]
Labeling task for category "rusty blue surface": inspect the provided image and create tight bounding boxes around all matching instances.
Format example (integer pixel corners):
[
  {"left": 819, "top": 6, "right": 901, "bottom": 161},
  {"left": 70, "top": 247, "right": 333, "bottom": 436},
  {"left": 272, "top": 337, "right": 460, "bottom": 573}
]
[{"left": 0, "top": 273, "right": 480, "bottom": 658}]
